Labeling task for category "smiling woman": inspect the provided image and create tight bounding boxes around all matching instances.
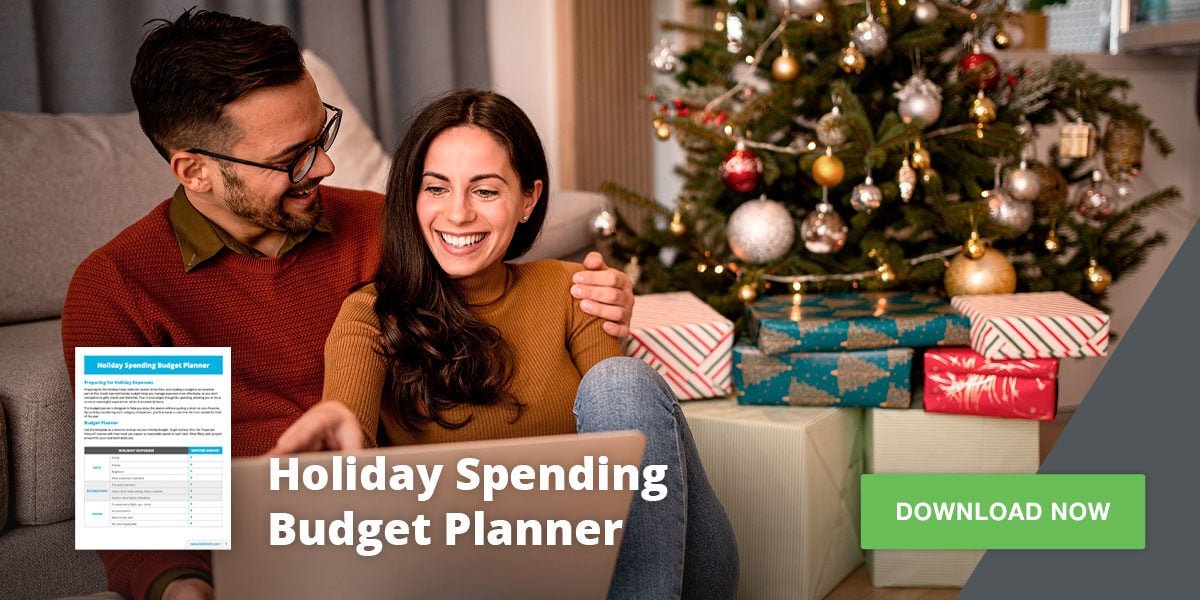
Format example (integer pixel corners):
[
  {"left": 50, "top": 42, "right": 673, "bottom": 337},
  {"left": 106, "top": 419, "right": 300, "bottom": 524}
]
[
  {"left": 313, "top": 89, "right": 737, "bottom": 598},
  {"left": 416, "top": 126, "right": 541, "bottom": 279}
]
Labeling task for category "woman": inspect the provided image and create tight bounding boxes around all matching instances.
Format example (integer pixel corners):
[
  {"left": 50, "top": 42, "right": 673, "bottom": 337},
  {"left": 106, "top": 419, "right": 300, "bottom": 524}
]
[{"left": 322, "top": 89, "right": 737, "bottom": 599}]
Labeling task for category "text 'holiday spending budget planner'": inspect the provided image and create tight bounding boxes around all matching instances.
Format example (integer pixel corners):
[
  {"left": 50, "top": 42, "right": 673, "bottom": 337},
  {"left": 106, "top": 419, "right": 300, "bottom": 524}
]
[{"left": 74, "top": 347, "right": 231, "bottom": 550}]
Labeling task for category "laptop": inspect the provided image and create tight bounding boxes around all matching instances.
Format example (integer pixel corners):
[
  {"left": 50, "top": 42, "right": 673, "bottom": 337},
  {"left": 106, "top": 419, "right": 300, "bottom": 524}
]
[{"left": 213, "top": 431, "right": 645, "bottom": 600}]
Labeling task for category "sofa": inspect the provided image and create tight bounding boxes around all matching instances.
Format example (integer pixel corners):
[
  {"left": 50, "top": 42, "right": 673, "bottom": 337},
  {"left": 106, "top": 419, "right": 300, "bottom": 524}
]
[{"left": 0, "top": 51, "right": 603, "bottom": 599}]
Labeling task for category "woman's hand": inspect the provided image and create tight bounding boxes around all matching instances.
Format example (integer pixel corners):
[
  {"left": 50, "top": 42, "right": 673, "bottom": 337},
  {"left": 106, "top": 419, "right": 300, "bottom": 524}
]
[
  {"left": 571, "top": 251, "right": 635, "bottom": 338},
  {"left": 271, "top": 401, "right": 365, "bottom": 454}
]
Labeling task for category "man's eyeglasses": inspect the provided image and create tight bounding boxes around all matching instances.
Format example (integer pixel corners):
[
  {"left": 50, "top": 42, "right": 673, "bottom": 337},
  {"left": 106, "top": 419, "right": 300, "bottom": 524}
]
[{"left": 188, "top": 103, "right": 342, "bottom": 184}]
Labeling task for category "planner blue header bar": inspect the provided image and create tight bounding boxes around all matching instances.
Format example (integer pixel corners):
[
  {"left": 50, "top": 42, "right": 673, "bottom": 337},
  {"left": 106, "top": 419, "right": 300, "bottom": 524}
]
[
  {"left": 83, "top": 355, "right": 225, "bottom": 375},
  {"left": 188, "top": 447, "right": 223, "bottom": 455}
]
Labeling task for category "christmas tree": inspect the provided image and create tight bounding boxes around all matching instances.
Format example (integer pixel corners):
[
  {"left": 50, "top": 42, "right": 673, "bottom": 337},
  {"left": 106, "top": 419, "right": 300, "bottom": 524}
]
[{"left": 599, "top": 0, "right": 1179, "bottom": 319}]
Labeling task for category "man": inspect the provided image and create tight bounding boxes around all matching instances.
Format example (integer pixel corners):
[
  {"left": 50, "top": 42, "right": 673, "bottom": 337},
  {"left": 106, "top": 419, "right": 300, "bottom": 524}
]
[{"left": 62, "top": 10, "right": 635, "bottom": 600}]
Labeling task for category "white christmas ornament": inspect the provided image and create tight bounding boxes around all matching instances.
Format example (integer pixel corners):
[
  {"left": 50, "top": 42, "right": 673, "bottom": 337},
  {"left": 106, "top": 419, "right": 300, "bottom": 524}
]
[
  {"left": 648, "top": 39, "right": 680, "bottom": 74},
  {"left": 852, "top": 17, "right": 888, "bottom": 57},
  {"left": 801, "top": 202, "right": 848, "bottom": 253},
  {"left": 726, "top": 195, "right": 795, "bottom": 263},
  {"left": 894, "top": 73, "right": 943, "bottom": 127},
  {"left": 912, "top": 1, "right": 940, "bottom": 26}
]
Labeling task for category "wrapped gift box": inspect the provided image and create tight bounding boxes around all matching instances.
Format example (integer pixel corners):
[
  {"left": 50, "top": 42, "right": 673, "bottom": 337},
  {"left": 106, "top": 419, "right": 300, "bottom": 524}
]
[
  {"left": 864, "top": 395, "right": 1039, "bottom": 587},
  {"left": 623, "top": 291, "right": 734, "bottom": 400},
  {"left": 682, "top": 399, "right": 863, "bottom": 600},
  {"left": 951, "top": 291, "right": 1109, "bottom": 359},
  {"left": 747, "top": 291, "right": 969, "bottom": 355},
  {"left": 924, "top": 347, "right": 1058, "bottom": 421},
  {"left": 734, "top": 343, "right": 912, "bottom": 408}
]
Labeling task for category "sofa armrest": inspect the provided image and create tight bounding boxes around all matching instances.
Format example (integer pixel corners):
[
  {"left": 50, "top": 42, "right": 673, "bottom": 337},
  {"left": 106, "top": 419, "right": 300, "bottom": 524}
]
[
  {"left": 0, "top": 319, "right": 74, "bottom": 526},
  {"left": 519, "top": 190, "right": 606, "bottom": 262},
  {"left": 0, "top": 398, "right": 8, "bottom": 530}
]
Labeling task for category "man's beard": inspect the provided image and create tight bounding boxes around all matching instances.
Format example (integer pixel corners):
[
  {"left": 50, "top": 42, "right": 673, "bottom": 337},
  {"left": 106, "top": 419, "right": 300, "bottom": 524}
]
[{"left": 220, "top": 164, "right": 322, "bottom": 234}]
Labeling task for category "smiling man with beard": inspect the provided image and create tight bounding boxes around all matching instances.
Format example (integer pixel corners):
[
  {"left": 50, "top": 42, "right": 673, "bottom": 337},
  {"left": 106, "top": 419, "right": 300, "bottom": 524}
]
[{"left": 60, "top": 9, "right": 635, "bottom": 600}]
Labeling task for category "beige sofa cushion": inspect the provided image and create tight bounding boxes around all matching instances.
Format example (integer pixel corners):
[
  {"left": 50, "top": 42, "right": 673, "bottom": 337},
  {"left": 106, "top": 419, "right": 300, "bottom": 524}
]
[
  {"left": 0, "top": 112, "right": 176, "bottom": 325},
  {"left": 304, "top": 50, "right": 391, "bottom": 194}
]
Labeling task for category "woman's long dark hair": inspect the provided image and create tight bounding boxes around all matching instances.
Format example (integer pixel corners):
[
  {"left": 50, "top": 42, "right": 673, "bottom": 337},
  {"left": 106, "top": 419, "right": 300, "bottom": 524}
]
[{"left": 374, "top": 89, "right": 550, "bottom": 432}]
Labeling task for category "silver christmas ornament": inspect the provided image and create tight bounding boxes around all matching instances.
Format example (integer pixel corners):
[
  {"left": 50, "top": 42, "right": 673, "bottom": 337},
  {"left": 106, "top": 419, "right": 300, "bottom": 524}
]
[
  {"left": 775, "top": 0, "right": 824, "bottom": 18},
  {"left": 648, "top": 39, "right": 680, "bottom": 74},
  {"left": 1115, "top": 179, "right": 1135, "bottom": 199},
  {"left": 894, "top": 73, "right": 943, "bottom": 127},
  {"left": 912, "top": 1, "right": 939, "bottom": 26},
  {"left": 1004, "top": 160, "right": 1042, "bottom": 202},
  {"left": 801, "top": 202, "right": 848, "bottom": 254},
  {"left": 658, "top": 246, "right": 679, "bottom": 268},
  {"left": 985, "top": 188, "right": 1034, "bottom": 236},
  {"left": 850, "top": 176, "right": 884, "bottom": 212},
  {"left": 816, "top": 107, "right": 847, "bottom": 146},
  {"left": 726, "top": 196, "right": 796, "bottom": 263},
  {"left": 1075, "top": 170, "right": 1117, "bottom": 221},
  {"left": 589, "top": 207, "right": 619, "bottom": 237},
  {"left": 852, "top": 17, "right": 888, "bottom": 57}
]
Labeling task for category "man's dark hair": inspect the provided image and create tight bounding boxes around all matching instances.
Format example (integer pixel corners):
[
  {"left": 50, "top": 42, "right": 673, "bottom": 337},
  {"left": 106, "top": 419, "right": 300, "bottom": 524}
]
[{"left": 130, "top": 8, "right": 305, "bottom": 159}]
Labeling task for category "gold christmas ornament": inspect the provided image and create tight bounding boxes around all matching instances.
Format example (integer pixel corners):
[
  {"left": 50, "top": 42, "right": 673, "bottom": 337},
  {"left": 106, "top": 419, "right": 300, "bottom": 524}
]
[
  {"left": 910, "top": 145, "right": 932, "bottom": 170},
  {"left": 1059, "top": 118, "right": 1097, "bottom": 159},
  {"left": 1103, "top": 118, "right": 1144, "bottom": 180},
  {"left": 839, "top": 44, "right": 866, "bottom": 74},
  {"left": 738, "top": 283, "right": 759, "bottom": 303},
  {"left": 1085, "top": 259, "right": 1112, "bottom": 293},
  {"left": 992, "top": 28, "right": 1012, "bottom": 49},
  {"left": 669, "top": 211, "right": 687, "bottom": 236},
  {"left": 812, "top": 153, "right": 845, "bottom": 187},
  {"left": 1044, "top": 229, "right": 1060, "bottom": 253},
  {"left": 652, "top": 117, "right": 672, "bottom": 141},
  {"left": 970, "top": 92, "right": 996, "bottom": 124},
  {"left": 944, "top": 247, "right": 1017, "bottom": 297},
  {"left": 1030, "top": 162, "right": 1069, "bottom": 209},
  {"left": 965, "top": 230, "right": 986, "bottom": 259},
  {"left": 772, "top": 47, "right": 801, "bottom": 82},
  {"left": 876, "top": 262, "right": 896, "bottom": 283}
]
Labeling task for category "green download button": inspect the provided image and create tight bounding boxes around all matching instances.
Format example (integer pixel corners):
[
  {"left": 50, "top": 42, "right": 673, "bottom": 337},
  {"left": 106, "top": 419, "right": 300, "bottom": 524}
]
[{"left": 861, "top": 474, "right": 1145, "bottom": 549}]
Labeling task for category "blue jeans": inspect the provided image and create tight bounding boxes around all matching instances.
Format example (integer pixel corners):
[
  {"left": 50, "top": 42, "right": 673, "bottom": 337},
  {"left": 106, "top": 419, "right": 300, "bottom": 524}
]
[{"left": 575, "top": 357, "right": 739, "bottom": 600}]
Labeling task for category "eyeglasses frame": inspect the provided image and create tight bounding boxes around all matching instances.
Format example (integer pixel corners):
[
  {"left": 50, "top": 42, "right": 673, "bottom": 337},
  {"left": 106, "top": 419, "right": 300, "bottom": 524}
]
[{"left": 186, "top": 102, "right": 342, "bottom": 184}]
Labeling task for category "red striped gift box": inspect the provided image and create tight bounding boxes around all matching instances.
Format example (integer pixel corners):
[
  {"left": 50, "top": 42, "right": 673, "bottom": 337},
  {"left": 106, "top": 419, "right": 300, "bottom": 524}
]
[
  {"left": 623, "top": 292, "right": 734, "bottom": 400},
  {"left": 950, "top": 292, "right": 1109, "bottom": 359}
]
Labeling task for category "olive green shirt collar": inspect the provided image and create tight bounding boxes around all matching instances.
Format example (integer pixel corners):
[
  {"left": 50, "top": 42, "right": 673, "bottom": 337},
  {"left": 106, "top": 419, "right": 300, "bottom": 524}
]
[{"left": 167, "top": 186, "right": 332, "bottom": 271}]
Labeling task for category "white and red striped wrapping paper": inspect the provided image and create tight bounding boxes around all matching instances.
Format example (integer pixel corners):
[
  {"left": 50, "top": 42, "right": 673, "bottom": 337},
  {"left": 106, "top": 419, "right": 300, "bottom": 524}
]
[
  {"left": 623, "top": 292, "right": 734, "bottom": 400},
  {"left": 951, "top": 291, "right": 1109, "bottom": 359}
]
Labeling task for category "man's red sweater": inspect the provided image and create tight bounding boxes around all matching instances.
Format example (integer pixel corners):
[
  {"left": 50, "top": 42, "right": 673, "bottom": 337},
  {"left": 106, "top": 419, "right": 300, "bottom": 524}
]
[{"left": 62, "top": 186, "right": 383, "bottom": 599}]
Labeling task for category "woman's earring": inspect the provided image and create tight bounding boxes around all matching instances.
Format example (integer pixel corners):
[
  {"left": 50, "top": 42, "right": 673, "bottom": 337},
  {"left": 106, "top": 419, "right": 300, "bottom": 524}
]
[{"left": 521, "top": 215, "right": 529, "bottom": 223}]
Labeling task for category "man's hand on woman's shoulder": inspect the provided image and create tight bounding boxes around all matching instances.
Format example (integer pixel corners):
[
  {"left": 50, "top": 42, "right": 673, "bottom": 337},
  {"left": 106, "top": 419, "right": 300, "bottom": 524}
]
[{"left": 571, "top": 251, "right": 635, "bottom": 338}]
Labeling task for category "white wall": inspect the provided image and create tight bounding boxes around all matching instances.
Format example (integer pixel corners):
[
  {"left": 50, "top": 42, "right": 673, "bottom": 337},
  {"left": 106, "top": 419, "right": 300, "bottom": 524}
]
[{"left": 486, "top": 0, "right": 562, "bottom": 189}]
